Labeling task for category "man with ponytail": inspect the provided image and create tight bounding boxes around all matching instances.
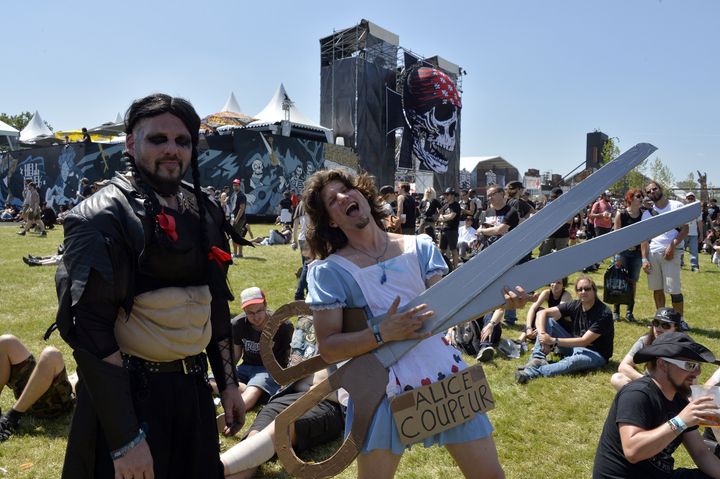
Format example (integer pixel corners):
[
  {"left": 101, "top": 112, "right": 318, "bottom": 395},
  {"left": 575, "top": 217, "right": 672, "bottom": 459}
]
[{"left": 53, "top": 93, "right": 245, "bottom": 478}]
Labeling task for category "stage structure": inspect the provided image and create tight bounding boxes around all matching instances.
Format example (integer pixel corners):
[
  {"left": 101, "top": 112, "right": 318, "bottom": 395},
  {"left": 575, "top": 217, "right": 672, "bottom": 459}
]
[
  {"left": 320, "top": 19, "right": 464, "bottom": 191},
  {"left": 0, "top": 131, "right": 357, "bottom": 218}
]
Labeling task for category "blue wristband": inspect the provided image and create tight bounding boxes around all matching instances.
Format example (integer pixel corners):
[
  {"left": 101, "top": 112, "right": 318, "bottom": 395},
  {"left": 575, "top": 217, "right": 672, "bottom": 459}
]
[
  {"left": 372, "top": 323, "right": 384, "bottom": 345},
  {"left": 111, "top": 428, "right": 146, "bottom": 460},
  {"left": 668, "top": 416, "right": 687, "bottom": 434}
]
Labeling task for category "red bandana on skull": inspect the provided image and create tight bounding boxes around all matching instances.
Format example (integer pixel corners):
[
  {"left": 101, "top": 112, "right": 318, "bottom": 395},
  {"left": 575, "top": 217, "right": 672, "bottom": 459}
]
[{"left": 406, "top": 67, "right": 462, "bottom": 112}]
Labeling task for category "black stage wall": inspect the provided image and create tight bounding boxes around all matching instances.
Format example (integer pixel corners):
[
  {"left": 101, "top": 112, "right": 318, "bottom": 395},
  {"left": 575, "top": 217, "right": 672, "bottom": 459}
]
[{"left": 320, "top": 57, "right": 396, "bottom": 187}]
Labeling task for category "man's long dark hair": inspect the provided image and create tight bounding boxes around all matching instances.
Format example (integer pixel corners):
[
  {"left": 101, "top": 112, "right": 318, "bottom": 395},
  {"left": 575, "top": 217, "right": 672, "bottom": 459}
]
[
  {"left": 124, "top": 93, "right": 208, "bottom": 255},
  {"left": 302, "top": 169, "right": 386, "bottom": 259}
]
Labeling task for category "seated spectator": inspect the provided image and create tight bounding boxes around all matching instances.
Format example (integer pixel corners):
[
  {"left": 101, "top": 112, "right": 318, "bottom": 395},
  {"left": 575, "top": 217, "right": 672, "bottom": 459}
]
[
  {"left": 593, "top": 332, "right": 720, "bottom": 478},
  {"left": 457, "top": 216, "right": 477, "bottom": 260},
  {"left": 56, "top": 205, "right": 71, "bottom": 225},
  {"left": 518, "top": 278, "right": 572, "bottom": 343},
  {"left": 221, "top": 368, "right": 346, "bottom": 478},
  {"left": 40, "top": 202, "right": 57, "bottom": 229},
  {"left": 0, "top": 203, "right": 17, "bottom": 221},
  {"left": 250, "top": 225, "right": 292, "bottom": 246},
  {"left": 610, "top": 307, "right": 682, "bottom": 391},
  {"left": 0, "top": 334, "right": 75, "bottom": 441},
  {"left": 516, "top": 276, "right": 614, "bottom": 384},
  {"left": 230, "top": 288, "right": 293, "bottom": 411},
  {"left": 220, "top": 315, "right": 346, "bottom": 478}
]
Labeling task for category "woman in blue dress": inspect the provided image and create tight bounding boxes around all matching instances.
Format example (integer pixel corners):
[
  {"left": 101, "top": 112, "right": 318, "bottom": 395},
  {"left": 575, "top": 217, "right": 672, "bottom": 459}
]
[{"left": 303, "top": 169, "right": 521, "bottom": 479}]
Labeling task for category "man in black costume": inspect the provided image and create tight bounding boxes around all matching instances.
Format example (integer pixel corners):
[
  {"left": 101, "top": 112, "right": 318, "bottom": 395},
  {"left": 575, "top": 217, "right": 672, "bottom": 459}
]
[{"left": 54, "top": 94, "right": 245, "bottom": 478}]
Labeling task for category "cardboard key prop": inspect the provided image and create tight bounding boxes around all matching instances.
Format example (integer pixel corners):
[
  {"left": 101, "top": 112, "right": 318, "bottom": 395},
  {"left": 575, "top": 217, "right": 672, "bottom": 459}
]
[{"left": 260, "top": 144, "right": 701, "bottom": 478}]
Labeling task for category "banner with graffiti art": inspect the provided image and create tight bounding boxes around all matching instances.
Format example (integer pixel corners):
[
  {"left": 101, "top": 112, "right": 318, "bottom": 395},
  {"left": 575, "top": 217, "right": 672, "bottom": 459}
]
[
  {"left": 0, "top": 143, "right": 126, "bottom": 211},
  {"left": 1, "top": 130, "right": 335, "bottom": 217}
]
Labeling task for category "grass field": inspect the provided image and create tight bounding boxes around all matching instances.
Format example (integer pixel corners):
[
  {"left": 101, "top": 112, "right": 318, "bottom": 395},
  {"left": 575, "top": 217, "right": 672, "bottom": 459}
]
[{"left": 1, "top": 223, "right": 719, "bottom": 478}]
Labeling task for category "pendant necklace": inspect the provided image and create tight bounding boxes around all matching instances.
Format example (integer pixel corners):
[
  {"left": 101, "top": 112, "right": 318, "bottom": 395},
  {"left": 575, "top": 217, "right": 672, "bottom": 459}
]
[{"left": 351, "top": 233, "right": 390, "bottom": 284}]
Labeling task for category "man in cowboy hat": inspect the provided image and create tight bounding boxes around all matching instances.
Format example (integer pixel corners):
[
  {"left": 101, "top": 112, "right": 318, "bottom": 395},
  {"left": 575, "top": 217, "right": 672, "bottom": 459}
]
[{"left": 593, "top": 332, "right": 720, "bottom": 478}]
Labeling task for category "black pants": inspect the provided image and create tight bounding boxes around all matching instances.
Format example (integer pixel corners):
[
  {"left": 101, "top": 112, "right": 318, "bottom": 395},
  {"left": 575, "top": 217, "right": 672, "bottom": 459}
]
[{"left": 65, "top": 370, "right": 222, "bottom": 479}]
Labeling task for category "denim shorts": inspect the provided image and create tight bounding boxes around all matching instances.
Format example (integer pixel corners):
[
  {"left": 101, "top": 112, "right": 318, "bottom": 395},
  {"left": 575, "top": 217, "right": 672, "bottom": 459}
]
[{"left": 236, "top": 363, "right": 281, "bottom": 396}]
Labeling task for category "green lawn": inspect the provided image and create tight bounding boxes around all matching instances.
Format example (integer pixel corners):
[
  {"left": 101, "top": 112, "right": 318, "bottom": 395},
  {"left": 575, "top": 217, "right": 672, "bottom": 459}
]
[{"left": 1, "top": 223, "right": 719, "bottom": 478}]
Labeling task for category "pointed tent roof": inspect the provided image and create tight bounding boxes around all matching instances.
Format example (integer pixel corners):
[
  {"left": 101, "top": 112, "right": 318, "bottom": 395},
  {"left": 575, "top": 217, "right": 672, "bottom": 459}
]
[
  {"left": 0, "top": 119, "right": 19, "bottom": 137},
  {"left": 115, "top": 112, "right": 123, "bottom": 123},
  {"left": 19, "top": 111, "right": 54, "bottom": 143},
  {"left": 221, "top": 92, "right": 243, "bottom": 114},
  {"left": 248, "top": 84, "right": 326, "bottom": 130}
]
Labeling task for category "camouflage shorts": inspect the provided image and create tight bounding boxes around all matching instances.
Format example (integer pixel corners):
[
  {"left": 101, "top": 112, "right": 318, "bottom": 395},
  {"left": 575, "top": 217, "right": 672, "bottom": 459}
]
[{"left": 7, "top": 355, "right": 75, "bottom": 419}]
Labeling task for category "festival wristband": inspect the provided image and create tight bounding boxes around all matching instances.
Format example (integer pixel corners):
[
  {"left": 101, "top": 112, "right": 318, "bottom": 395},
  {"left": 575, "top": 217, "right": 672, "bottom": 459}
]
[
  {"left": 111, "top": 427, "right": 146, "bottom": 460},
  {"left": 642, "top": 258, "right": 649, "bottom": 264},
  {"left": 667, "top": 416, "right": 687, "bottom": 434},
  {"left": 372, "top": 323, "right": 384, "bottom": 345}
]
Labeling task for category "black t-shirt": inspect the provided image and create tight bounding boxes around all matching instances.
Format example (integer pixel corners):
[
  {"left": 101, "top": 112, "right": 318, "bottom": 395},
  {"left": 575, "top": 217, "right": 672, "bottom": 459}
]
[
  {"left": 421, "top": 198, "right": 442, "bottom": 222},
  {"left": 593, "top": 376, "right": 696, "bottom": 479},
  {"left": 507, "top": 198, "right": 531, "bottom": 220},
  {"left": 231, "top": 311, "right": 293, "bottom": 367},
  {"left": 557, "top": 299, "right": 614, "bottom": 360},
  {"left": 441, "top": 201, "right": 462, "bottom": 231},
  {"left": 400, "top": 193, "right": 416, "bottom": 228},
  {"left": 483, "top": 203, "right": 520, "bottom": 243}
]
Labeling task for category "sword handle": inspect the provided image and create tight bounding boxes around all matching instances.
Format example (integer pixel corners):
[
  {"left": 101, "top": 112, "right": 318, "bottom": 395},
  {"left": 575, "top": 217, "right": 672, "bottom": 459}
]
[
  {"left": 274, "top": 354, "right": 387, "bottom": 478},
  {"left": 260, "top": 302, "right": 371, "bottom": 387}
]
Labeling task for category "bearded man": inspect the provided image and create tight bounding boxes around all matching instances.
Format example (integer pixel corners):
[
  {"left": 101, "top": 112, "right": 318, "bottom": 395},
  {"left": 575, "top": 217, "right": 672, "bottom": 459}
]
[{"left": 54, "top": 94, "right": 245, "bottom": 479}]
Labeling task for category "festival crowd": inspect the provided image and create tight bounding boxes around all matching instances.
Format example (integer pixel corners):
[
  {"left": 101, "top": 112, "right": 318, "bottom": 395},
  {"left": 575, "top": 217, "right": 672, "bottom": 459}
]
[{"left": 3, "top": 92, "right": 720, "bottom": 479}]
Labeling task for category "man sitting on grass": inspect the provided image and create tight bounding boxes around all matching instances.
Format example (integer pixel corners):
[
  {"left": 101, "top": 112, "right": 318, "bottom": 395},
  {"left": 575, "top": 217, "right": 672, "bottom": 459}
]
[
  {"left": 516, "top": 276, "right": 614, "bottom": 384},
  {"left": 230, "top": 287, "right": 293, "bottom": 411},
  {"left": 0, "top": 334, "right": 75, "bottom": 441},
  {"left": 593, "top": 333, "right": 720, "bottom": 478}
]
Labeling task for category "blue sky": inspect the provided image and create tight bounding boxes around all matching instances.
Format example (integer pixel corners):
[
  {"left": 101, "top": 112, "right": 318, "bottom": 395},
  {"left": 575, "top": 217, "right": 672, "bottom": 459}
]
[{"left": 2, "top": 0, "right": 718, "bottom": 186}]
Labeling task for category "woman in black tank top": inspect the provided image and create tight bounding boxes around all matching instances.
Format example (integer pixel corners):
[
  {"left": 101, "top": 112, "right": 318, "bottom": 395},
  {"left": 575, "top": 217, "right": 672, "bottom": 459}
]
[
  {"left": 611, "top": 188, "right": 644, "bottom": 322},
  {"left": 519, "top": 278, "right": 573, "bottom": 343}
]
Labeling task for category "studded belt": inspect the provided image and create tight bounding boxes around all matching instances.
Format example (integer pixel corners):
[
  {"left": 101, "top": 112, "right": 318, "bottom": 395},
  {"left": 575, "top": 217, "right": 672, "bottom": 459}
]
[{"left": 121, "top": 352, "right": 207, "bottom": 375}]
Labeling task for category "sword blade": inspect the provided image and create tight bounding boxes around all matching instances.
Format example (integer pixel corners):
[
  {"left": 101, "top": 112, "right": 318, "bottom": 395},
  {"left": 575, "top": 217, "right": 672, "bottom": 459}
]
[
  {"left": 431, "top": 202, "right": 700, "bottom": 335},
  {"left": 369, "top": 143, "right": 656, "bottom": 367}
]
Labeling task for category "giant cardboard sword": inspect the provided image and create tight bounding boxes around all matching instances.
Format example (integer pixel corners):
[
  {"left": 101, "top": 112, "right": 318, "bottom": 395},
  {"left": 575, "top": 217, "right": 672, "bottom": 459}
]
[{"left": 261, "top": 143, "right": 700, "bottom": 478}]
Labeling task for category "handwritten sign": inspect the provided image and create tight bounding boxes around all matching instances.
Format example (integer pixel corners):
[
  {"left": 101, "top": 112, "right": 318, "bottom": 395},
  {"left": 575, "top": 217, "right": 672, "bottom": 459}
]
[{"left": 389, "top": 363, "right": 495, "bottom": 445}]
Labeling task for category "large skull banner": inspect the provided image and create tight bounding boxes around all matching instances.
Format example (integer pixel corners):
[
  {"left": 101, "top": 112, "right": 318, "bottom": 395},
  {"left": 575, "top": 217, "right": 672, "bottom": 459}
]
[{"left": 403, "top": 66, "right": 462, "bottom": 173}]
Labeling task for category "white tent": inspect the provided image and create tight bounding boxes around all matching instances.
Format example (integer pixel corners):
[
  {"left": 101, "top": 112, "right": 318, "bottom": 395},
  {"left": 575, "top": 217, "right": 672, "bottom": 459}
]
[
  {"left": 19, "top": 111, "right": 54, "bottom": 143},
  {"left": 0, "top": 119, "right": 19, "bottom": 137},
  {"left": 221, "top": 92, "right": 243, "bottom": 114},
  {"left": 1, "top": 119, "right": 19, "bottom": 150},
  {"left": 249, "top": 84, "right": 321, "bottom": 127}
]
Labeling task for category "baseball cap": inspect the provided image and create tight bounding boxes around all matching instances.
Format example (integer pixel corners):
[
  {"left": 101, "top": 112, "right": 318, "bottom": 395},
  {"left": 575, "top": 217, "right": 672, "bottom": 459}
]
[
  {"left": 241, "top": 287, "right": 265, "bottom": 309},
  {"left": 232, "top": 178, "right": 241, "bottom": 185},
  {"left": 633, "top": 332, "right": 720, "bottom": 365},
  {"left": 685, "top": 192, "right": 696, "bottom": 199},
  {"left": 507, "top": 181, "right": 523, "bottom": 189},
  {"left": 444, "top": 187, "right": 458, "bottom": 196},
  {"left": 379, "top": 185, "right": 395, "bottom": 196},
  {"left": 653, "top": 307, "right": 682, "bottom": 326}
]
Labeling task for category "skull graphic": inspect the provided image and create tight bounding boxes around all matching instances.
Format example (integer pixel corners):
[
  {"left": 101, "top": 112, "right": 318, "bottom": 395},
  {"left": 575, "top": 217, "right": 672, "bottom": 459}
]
[{"left": 403, "top": 66, "right": 461, "bottom": 173}]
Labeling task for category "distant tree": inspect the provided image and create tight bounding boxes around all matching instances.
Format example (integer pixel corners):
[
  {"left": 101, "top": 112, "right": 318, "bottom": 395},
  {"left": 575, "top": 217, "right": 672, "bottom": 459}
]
[
  {"left": 602, "top": 137, "right": 648, "bottom": 195},
  {"left": 0, "top": 112, "right": 33, "bottom": 130},
  {"left": 676, "top": 172, "right": 699, "bottom": 194},
  {"left": 0, "top": 111, "right": 53, "bottom": 132},
  {"left": 646, "top": 157, "right": 675, "bottom": 191}
]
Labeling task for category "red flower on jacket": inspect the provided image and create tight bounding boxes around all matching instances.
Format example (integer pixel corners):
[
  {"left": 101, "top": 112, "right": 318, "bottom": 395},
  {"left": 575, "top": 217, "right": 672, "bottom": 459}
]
[{"left": 156, "top": 208, "right": 178, "bottom": 242}]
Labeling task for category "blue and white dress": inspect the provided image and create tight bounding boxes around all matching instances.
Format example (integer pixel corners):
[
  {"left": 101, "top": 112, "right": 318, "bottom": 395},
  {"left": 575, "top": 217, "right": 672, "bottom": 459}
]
[{"left": 307, "top": 234, "right": 493, "bottom": 454}]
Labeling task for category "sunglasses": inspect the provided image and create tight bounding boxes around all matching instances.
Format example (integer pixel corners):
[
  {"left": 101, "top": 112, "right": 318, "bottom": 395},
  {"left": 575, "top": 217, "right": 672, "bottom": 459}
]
[
  {"left": 634, "top": 194, "right": 644, "bottom": 199},
  {"left": 576, "top": 286, "right": 593, "bottom": 292},
  {"left": 651, "top": 319, "right": 675, "bottom": 330},
  {"left": 661, "top": 357, "right": 700, "bottom": 372}
]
